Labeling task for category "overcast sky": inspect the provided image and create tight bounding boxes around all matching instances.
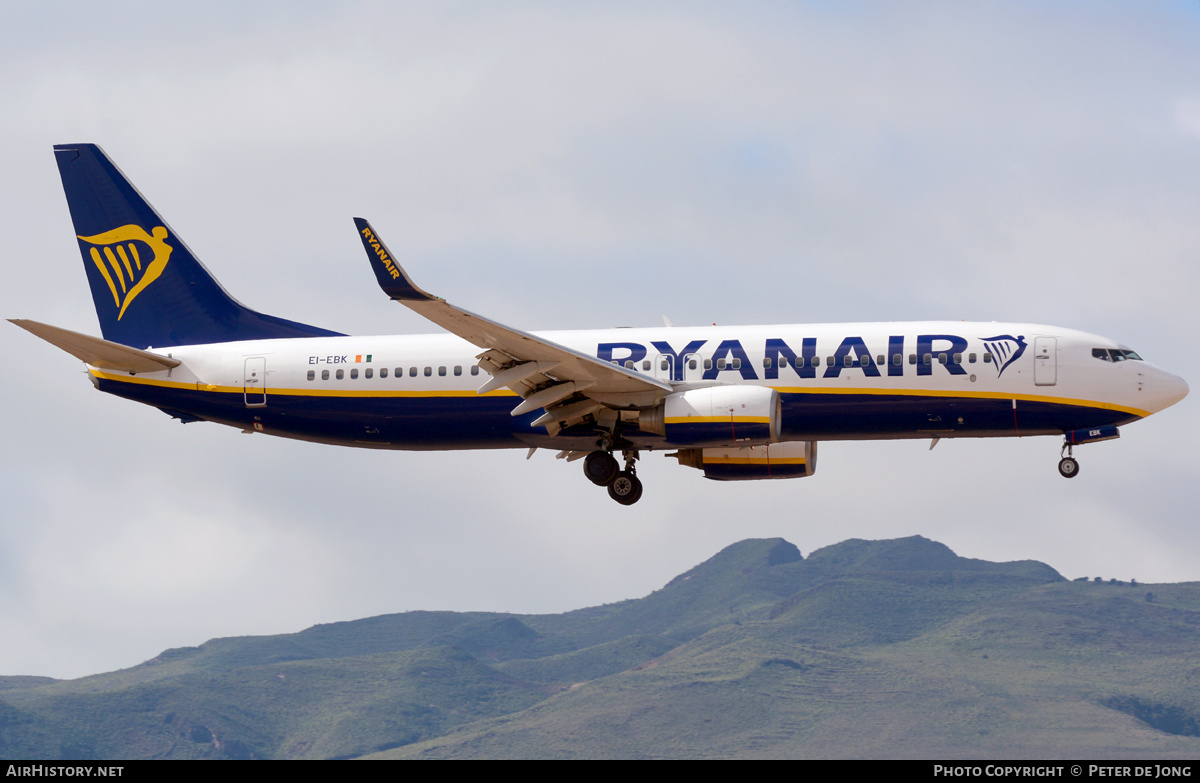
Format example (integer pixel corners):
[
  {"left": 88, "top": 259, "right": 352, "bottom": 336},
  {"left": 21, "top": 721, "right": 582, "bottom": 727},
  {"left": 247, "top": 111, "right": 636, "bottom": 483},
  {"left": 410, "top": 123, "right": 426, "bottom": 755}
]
[{"left": 3, "top": 1, "right": 1199, "bottom": 679}]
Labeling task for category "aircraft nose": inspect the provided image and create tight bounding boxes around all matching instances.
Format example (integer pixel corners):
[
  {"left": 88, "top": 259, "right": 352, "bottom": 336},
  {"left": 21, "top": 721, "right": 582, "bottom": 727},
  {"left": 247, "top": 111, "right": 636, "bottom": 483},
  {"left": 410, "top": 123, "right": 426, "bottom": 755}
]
[{"left": 1150, "top": 369, "right": 1189, "bottom": 412}]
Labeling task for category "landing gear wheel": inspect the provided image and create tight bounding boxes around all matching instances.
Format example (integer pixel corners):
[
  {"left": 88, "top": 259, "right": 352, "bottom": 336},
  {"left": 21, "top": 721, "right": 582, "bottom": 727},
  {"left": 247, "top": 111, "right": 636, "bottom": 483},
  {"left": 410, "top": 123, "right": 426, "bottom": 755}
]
[
  {"left": 1058, "top": 457, "right": 1080, "bottom": 479},
  {"left": 583, "top": 451, "right": 619, "bottom": 486},
  {"left": 607, "top": 471, "right": 643, "bottom": 505}
]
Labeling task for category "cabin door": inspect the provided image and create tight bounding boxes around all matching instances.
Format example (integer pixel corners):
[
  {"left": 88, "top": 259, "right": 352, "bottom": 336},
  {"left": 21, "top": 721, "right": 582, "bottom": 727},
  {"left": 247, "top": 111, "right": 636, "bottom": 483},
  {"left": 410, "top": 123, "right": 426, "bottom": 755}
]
[
  {"left": 683, "top": 352, "right": 705, "bottom": 382},
  {"left": 653, "top": 353, "right": 674, "bottom": 383},
  {"left": 244, "top": 357, "right": 267, "bottom": 407},
  {"left": 1034, "top": 337, "right": 1057, "bottom": 386}
]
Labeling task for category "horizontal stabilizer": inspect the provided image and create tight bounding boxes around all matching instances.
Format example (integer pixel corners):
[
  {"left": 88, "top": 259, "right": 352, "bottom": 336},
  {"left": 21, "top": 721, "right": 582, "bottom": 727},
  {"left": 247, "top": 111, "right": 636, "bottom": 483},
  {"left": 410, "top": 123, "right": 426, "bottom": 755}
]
[{"left": 10, "top": 319, "right": 181, "bottom": 373}]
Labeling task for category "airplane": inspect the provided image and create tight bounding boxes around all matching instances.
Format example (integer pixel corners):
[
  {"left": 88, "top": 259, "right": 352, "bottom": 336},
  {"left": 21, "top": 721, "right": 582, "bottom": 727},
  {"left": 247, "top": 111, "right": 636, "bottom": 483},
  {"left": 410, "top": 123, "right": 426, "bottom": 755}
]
[{"left": 12, "top": 144, "right": 1189, "bottom": 505}]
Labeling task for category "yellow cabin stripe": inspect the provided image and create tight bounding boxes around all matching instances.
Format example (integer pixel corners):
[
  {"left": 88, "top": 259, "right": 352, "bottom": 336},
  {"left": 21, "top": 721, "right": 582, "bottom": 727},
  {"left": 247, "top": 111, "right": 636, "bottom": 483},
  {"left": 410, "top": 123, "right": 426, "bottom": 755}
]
[
  {"left": 770, "top": 385, "right": 1150, "bottom": 417},
  {"left": 86, "top": 369, "right": 1149, "bottom": 416},
  {"left": 87, "top": 369, "right": 516, "bottom": 397}
]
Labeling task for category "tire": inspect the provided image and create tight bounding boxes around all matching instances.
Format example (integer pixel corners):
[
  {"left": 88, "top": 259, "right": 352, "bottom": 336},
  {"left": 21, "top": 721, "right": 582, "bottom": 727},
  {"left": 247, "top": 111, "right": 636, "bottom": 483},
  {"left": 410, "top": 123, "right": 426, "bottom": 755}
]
[
  {"left": 584, "top": 451, "right": 619, "bottom": 486},
  {"left": 607, "top": 471, "right": 643, "bottom": 505},
  {"left": 1058, "top": 457, "right": 1080, "bottom": 479}
]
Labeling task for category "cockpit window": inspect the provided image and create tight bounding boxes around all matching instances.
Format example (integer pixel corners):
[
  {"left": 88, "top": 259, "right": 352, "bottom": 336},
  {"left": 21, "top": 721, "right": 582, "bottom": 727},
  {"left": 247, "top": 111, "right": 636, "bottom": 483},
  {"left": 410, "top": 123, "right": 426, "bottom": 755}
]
[{"left": 1093, "top": 348, "right": 1143, "bottom": 362}]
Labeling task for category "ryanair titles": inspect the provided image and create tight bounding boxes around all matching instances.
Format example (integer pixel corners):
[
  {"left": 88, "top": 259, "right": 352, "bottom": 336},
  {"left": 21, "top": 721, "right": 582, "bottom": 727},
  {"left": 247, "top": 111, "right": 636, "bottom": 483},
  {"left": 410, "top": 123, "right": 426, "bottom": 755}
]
[
  {"left": 597, "top": 334, "right": 1027, "bottom": 382},
  {"left": 360, "top": 226, "right": 401, "bottom": 280}
]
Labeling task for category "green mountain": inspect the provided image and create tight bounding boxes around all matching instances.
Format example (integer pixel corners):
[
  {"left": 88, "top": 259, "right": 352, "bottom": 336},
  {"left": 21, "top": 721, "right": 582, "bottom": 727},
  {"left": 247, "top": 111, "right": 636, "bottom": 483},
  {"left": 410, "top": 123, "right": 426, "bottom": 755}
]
[{"left": 2, "top": 536, "right": 1197, "bottom": 759}]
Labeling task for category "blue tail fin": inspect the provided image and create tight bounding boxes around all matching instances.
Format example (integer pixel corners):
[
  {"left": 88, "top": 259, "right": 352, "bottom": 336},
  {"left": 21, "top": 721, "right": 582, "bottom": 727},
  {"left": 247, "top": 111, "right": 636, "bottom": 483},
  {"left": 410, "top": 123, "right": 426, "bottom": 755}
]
[{"left": 54, "top": 143, "right": 343, "bottom": 348}]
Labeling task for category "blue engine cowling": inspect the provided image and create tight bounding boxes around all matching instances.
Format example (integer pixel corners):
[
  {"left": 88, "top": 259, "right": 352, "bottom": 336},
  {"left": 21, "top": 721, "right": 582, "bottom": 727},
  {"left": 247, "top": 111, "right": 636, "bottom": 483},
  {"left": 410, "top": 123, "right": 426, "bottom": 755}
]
[{"left": 672, "top": 441, "right": 817, "bottom": 481}]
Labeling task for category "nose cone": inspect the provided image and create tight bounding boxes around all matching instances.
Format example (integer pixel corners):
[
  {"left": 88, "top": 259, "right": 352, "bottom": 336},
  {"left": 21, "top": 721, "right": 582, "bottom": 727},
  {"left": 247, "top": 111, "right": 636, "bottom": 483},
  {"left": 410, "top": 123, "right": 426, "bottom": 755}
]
[{"left": 1148, "top": 368, "right": 1189, "bottom": 413}]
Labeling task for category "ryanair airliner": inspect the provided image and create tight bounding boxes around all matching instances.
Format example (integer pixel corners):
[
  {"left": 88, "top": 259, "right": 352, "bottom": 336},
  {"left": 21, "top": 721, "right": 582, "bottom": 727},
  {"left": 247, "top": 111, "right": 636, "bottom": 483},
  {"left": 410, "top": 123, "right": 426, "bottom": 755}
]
[{"left": 12, "top": 144, "right": 1188, "bottom": 505}]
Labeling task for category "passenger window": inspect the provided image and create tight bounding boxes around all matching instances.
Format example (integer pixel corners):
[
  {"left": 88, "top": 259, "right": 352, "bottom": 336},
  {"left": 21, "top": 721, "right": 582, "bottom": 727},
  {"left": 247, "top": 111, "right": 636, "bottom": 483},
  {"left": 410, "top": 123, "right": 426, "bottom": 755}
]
[
  {"left": 689, "top": 359, "right": 698, "bottom": 370},
  {"left": 380, "top": 368, "right": 388, "bottom": 378},
  {"left": 731, "top": 358, "right": 741, "bottom": 369},
  {"left": 717, "top": 358, "right": 727, "bottom": 370},
  {"left": 409, "top": 366, "right": 418, "bottom": 377},
  {"left": 704, "top": 359, "right": 712, "bottom": 370},
  {"left": 795, "top": 357, "right": 805, "bottom": 369},
  {"left": 860, "top": 355, "right": 869, "bottom": 367},
  {"left": 923, "top": 354, "right": 932, "bottom": 365},
  {"left": 843, "top": 355, "right": 853, "bottom": 367},
  {"left": 471, "top": 365, "right": 480, "bottom": 375},
  {"left": 893, "top": 354, "right": 902, "bottom": 366},
  {"left": 438, "top": 366, "right": 446, "bottom": 376},
  {"left": 661, "top": 359, "right": 670, "bottom": 371},
  {"left": 763, "top": 357, "right": 772, "bottom": 369},
  {"left": 350, "top": 368, "right": 358, "bottom": 379},
  {"left": 909, "top": 354, "right": 917, "bottom": 365},
  {"left": 336, "top": 369, "right": 344, "bottom": 380},
  {"left": 938, "top": 353, "right": 948, "bottom": 365},
  {"left": 968, "top": 353, "right": 976, "bottom": 364},
  {"left": 321, "top": 369, "right": 329, "bottom": 380},
  {"left": 642, "top": 360, "right": 651, "bottom": 371},
  {"left": 424, "top": 367, "right": 432, "bottom": 377},
  {"left": 952, "top": 353, "right": 962, "bottom": 364},
  {"left": 365, "top": 368, "right": 373, "bottom": 378},
  {"left": 876, "top": 355, "right": 885, "bottom": 365},
  {"left": 307, "top": 370, "right": 315, "bottom": 381},
  {"left": 624, "top": 360, "right": 634, "bottom": 369},
  {"left": 827, "top": 356, "right": 835, "bottom": 367},
  {"left": 983, "top": 353, "right": 993, "bottom": 363},
  {"left": 454, "top": 366, "right": 462, "bottom": 376}
]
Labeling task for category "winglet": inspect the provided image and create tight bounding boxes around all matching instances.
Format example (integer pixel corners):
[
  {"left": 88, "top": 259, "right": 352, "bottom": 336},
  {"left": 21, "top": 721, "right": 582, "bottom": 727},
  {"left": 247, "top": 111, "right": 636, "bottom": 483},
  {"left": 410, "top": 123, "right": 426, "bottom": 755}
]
[{"left": 353, "top": 218, "right": 436, "bottom": 301}]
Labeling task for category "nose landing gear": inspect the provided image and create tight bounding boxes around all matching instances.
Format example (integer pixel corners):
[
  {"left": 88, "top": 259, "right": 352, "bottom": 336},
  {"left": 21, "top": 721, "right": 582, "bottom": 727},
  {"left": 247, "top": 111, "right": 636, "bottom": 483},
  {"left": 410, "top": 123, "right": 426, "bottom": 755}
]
[
  {"left": 1058, "top": 443, "right": 1080, "bottom": 479},
  {"left": 584, "top": 447, "right": 643, "bottom": 504}
]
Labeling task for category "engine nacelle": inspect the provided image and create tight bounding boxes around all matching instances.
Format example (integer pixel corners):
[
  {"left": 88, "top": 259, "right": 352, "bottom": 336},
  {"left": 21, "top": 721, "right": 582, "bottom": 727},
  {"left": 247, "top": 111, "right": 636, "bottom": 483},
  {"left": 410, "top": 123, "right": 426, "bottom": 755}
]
[
  {"left": 673, "top": 441, "right": 818, "bottom": 481},
  {"left": 639, "top": 385, "right": 781, "bottom": 447}
]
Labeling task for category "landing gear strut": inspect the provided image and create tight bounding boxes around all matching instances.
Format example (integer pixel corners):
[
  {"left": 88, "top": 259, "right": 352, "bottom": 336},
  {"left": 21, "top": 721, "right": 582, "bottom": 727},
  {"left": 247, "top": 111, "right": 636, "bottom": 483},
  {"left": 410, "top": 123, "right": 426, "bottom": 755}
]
[
  {"left": 584, "top": 448, "right": 643, "bottom": 505},
  {"left": 1058, "top": 443, "right": 1080, "bottom": 479}
]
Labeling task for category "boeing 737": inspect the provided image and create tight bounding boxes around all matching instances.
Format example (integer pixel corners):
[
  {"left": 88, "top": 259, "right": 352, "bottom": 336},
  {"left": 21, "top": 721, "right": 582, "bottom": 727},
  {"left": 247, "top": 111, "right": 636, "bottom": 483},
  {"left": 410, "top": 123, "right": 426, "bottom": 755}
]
[{"left": 12, "top": 144, "right": 1189, "bottom": 504}]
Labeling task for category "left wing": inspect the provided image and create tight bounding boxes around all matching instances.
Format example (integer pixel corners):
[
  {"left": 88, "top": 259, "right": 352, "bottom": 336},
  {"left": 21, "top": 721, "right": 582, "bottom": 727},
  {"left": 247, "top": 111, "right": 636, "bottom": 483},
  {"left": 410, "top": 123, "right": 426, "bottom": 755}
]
[{"left": 353, "top": 218, "right": 671, "bottom": 433}]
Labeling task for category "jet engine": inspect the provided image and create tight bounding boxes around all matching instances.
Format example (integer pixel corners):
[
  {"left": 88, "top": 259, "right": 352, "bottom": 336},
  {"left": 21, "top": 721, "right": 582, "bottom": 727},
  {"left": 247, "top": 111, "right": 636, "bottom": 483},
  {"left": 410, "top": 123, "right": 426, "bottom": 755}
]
[
  {"left": 671, "top": 441, "right": 818, "bottom": 481},
  {"left": 638, "top": 385, "right": 781, "bottom": 447}
]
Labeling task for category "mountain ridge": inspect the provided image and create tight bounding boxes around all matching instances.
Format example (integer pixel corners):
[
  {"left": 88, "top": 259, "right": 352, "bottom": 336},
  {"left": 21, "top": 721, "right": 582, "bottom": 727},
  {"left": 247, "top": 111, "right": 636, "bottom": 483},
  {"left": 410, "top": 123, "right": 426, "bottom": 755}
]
[{"left": 3, "top": 535, "right": 1196, "bottom": 760}]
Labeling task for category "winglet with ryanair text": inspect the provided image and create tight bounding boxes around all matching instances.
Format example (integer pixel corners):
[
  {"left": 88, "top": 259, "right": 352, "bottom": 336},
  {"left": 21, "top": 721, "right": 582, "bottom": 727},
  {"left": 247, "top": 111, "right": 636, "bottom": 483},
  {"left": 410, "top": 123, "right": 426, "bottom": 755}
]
[{"left": 354, "top": 217, "right": 436, "bottom": 302}]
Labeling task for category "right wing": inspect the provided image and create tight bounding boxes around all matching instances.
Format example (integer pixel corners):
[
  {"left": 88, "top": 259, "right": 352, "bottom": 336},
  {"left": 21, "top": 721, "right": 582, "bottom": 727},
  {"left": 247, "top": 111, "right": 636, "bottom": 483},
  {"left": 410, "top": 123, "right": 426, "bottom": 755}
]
[{"left": 353, "top": 218, "right": 671, "bottom": 433}]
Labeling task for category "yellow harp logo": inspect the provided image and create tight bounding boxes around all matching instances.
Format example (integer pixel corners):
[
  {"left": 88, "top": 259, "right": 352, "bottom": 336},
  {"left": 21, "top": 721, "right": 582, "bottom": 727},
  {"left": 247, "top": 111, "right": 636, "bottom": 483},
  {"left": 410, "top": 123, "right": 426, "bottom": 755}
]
[{"left": 78, "top": 225, "right": 173, "bottom": 320}]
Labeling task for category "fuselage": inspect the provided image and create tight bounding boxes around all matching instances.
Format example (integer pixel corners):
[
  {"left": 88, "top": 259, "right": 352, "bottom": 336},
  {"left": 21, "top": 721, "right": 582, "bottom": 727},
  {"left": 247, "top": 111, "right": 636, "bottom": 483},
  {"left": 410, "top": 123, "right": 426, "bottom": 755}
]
[{"left": 86, "top": 320, "right": 1188, "bottom": 453}]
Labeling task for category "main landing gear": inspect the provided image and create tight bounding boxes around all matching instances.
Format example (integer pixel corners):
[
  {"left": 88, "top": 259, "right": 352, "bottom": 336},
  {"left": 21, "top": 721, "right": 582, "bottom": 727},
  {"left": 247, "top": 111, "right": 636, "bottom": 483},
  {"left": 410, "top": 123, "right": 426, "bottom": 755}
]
[
  {"left": 1058, "top": 443, "right": 1080, "bottom": 479},
  {"left": 584, "top": 448, "right": 643, "bottom": 505}
]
